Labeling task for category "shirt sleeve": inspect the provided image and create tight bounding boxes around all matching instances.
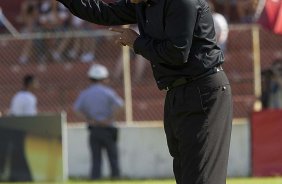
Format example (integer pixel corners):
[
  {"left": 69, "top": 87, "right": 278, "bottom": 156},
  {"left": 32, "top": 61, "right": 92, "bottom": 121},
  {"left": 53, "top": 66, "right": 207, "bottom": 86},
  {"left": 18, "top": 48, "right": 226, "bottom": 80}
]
[
  {"left": 56, "top": 0, "right": 137, "bottom": 25},
  {"left": 133, "top": 0, "right": 198, "bottom": 66},
  {"left": 109, "top": 90, "right": 124, "bottom": 109}
]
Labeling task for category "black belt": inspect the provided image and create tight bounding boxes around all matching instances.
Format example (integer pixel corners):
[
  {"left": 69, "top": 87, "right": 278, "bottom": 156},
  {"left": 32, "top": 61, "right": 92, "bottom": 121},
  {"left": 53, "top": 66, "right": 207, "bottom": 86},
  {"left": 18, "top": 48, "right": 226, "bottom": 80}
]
[{"left": 164, "top": 65, "right": 223, "bottom": 91}]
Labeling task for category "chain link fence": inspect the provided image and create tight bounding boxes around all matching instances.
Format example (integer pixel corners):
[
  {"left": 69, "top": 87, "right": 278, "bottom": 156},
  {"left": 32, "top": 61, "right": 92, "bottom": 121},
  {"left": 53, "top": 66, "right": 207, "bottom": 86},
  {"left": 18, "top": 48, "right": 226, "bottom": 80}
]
[
  {"left": 0, "top": 29, "right": 164, "bottom": 123},
  {"left": 0, "top": 25, "right": 281, "bottom": 123},
  {"left": 225, "top": 25, "right": 282, "bottom": 118}
]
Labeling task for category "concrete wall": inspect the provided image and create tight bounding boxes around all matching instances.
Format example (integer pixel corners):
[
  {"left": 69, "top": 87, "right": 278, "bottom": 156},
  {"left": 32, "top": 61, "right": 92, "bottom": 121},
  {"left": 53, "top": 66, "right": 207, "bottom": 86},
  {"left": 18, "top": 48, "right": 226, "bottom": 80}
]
[
  {"left": 67, "top": 119, "right": 250, "bottom": 179},
  {"left": 227, "top": 119, "right": 251, "bottom": 177}
]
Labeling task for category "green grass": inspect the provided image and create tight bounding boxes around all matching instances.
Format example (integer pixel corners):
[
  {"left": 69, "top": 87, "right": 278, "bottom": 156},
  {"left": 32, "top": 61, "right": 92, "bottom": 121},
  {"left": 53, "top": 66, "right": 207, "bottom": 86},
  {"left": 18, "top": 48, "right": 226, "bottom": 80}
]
[
  {"left": 227, "top": 177, "right": 282, "bottom": 184},
  {"left": 1, "top": 177, "right": 282, "bottom": 184},
  {"left": 68, "top": 177, "right": 282, "bottom": 184},
  {"left": 67, "top": 177, "right": 282, "bottom": 184}
]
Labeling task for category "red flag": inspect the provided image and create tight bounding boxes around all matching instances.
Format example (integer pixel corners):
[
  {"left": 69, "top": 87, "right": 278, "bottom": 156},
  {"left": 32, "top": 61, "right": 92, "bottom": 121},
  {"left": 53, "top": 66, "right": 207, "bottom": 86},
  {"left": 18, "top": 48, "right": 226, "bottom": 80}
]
[{"left": 258, "top": 0, "right": 282, "bottom": 35}]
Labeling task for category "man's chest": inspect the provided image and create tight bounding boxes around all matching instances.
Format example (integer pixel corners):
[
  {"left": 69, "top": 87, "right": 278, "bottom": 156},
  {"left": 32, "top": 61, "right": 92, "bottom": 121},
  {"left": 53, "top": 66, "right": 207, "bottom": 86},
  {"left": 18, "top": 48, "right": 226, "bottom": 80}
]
[{"left": 135, "top": 3, "right": 166, "bottom": 39}]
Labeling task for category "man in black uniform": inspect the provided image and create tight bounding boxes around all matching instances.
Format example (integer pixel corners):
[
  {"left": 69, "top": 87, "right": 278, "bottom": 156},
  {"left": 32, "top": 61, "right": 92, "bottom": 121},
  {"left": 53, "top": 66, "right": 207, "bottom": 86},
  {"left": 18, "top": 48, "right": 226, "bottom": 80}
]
[{"left": 56, "top": 0, "right": 233, "bottom": 183}]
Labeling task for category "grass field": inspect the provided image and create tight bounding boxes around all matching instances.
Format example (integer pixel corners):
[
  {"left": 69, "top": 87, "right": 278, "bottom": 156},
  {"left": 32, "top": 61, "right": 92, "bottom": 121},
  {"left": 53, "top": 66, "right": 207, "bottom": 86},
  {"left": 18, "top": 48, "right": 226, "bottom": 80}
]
[
  {"left": 68, "top": 177, "right": 282, "bottom": 184},
  {"left": 67, "top": 177, "right": 282, "bottom": 184},
  {"left": 1, "top": 177, "right": 282, "bottom": 184}
]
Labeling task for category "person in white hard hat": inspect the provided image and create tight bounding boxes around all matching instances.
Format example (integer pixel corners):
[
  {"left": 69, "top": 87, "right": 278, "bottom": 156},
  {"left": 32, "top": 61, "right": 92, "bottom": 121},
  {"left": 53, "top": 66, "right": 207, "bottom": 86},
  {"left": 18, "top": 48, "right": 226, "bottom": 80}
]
[{"left": 73, "top": 64, "right": 124, "bottom": 180}]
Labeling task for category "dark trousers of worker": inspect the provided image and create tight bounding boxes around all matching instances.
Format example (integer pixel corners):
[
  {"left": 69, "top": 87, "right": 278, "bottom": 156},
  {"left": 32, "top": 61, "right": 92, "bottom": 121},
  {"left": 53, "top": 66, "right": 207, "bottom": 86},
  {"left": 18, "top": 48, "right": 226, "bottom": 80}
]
[
  {"left": 164, "top": 71, "right": 233, "bottom": 184},
  {"left": 0, "top": 129, "right": 32, "bottom": 181},
  {"left": 88, "top": 126, "right": 120, "bottom": 179}
]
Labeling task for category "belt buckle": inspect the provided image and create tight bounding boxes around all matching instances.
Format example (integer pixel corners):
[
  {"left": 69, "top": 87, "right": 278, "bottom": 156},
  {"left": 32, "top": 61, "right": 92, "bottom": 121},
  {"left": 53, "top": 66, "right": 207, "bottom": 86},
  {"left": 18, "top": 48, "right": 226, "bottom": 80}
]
[
  {"left": 214, "top": 65, "right": 223, "bottom": 72},
  {"left": 164, "top": 86, "right": 170, "bottom": 91}
]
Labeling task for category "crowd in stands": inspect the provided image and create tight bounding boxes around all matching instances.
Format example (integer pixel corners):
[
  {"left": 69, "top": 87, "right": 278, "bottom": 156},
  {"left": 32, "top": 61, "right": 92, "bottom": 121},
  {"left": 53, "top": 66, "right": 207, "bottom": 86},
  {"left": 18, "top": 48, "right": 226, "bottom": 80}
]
[
  {"left": 0, "top": 0, "right": 264, "bottom": 65},
  {"left": 14, "top": 0, "right": 262, "bottom": 31},
  {"left": 209, "top": 0, "right": 260, "bottom": 23},
  {"left": 261, "top": 58, "right": 282, "bottom": 109},
  {"left": 5, "top": 0, "right": 264, "bottom": 35},
  {"left": 13, "top": 0, "right": 99, "bottom": 64}
]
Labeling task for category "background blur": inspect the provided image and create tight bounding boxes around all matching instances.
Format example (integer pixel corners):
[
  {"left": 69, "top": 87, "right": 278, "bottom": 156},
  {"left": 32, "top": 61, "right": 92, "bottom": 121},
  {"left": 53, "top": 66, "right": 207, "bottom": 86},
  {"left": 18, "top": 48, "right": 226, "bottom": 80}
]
[
  {"left": 0, "top": 0, "right": 282, "bottom": 181},
  {"left": 0, "top": 0, "right": 282, "bottom": 122}
]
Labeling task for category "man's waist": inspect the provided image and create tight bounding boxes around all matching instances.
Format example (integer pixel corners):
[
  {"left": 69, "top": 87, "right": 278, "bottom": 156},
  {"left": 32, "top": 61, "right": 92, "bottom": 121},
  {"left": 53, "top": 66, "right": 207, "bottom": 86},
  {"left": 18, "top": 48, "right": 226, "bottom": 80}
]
[
  {"left": 163, "top": 65, "right": 223, "bottom": 91},
  {"left": 87, "top": 119, "right": 114, "bottom": 127}
]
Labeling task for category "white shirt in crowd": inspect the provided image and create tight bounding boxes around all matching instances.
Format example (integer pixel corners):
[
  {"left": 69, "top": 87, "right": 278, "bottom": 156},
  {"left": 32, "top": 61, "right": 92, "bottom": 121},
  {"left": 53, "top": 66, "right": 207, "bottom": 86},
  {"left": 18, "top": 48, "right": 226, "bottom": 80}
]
[
  {"left": 212, "top": 12, "right": 229, "bottom": 45},
  {"left": 9, "top": 91, "right": 37, "bottom": 116}
]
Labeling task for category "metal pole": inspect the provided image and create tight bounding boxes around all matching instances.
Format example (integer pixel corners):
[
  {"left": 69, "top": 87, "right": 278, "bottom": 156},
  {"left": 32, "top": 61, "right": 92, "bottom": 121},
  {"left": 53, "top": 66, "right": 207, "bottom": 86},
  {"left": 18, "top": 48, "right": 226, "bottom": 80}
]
[
  {"left": 252, "top": 25, "right": 262, "bottom": 111},
  {"left": 122, "top": 25, "right": 133, "bottom": 124},
  {"left": 0, "top": 8, "right": 20, "bottom": 37}
]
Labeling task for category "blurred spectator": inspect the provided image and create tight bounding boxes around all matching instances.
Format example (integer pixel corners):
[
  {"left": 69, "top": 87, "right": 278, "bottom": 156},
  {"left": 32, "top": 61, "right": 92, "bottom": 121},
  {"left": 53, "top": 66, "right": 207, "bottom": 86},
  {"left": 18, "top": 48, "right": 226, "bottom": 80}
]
[
  {"left": 66, "top": 15, "right": 84, "bottom": 60},
  {"left": 9, "top": 75, "right": 38, "bottom": 116},
  {"left": 212, "top": 0, "right": 231, "bottom": 21},
  {"left": 38, "top": 0, "right": 68, "bottom": 32},
  {"left": 80, "top": 23, "right": 97, "bottom": 63},
  {"left": 67, "top": 15, "right": 96, "bottom": 63},
  {"left": 212, "top": 0, "right": 258, "bottom": 23},
  {"left": 37, "top": 0, "right": 70, "bottom": 63},
  {"left": 17, "top": 0, "right": 39, "bottom": 33},
  {"left": 17, "top": 0, "right": 71, "bottom": 64},
  {"left": 268, "top": 59, "right": 282, "bottom": 108},
  {"left": 17, "top": 0, "right": 39, "bottom": 64},
  {"left": 0, "top": 75, "right": 38, "bottom": 181},
  {"left": 73, "top": 64, "right": 123, "bottom": 180},
  {"left": 114, "top": 25, "right": 149, "bottom": 82},
  {"left": 261, "top": 58, "right": 282, "bottom": 109},
  {"left": 261, "top": 68, "right": 272, "bottom": 109},
  {"left": 51, "top": 2, "right": 73, "bottom": 62},
  {"left": 17, "top": 0, "right": 98, "bottom": 64},
  {"left": 236, "top": 0, "right": 256, "bottom": 23},
  {"left": 209, "top": 2, "right": 229, "bottom": 53}
]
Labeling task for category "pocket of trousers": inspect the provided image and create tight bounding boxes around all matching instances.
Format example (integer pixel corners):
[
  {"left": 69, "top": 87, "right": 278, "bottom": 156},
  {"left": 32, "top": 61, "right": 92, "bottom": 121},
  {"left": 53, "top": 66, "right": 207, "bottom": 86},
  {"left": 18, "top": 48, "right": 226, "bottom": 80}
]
[
  {"left": 198, "top": 84, "right": 231, "bottom": 115},
  {"left": 170, "top": 86, "right": 203, "bottom": 115}
]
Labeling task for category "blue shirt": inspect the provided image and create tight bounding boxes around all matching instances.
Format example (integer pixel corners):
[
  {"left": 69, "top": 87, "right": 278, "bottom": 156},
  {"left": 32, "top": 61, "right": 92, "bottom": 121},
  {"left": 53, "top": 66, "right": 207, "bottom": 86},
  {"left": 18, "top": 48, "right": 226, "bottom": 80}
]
[{"left": 74, "top": 84, "right": 124, "bottom": 122}]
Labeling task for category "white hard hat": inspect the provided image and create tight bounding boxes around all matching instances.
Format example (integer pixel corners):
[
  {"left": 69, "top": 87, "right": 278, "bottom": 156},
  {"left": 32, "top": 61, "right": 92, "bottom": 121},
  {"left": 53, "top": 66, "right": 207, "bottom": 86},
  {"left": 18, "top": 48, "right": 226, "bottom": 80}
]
[{"left": 87, "top": 64, "right": 109, "bottom": 80}]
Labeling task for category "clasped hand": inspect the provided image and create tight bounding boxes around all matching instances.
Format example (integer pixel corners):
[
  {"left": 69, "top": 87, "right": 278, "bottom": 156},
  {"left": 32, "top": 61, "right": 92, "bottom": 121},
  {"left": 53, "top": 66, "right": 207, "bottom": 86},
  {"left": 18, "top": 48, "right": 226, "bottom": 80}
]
[{"left": 109, "top": 27, "right": 139, "bottom": 49}]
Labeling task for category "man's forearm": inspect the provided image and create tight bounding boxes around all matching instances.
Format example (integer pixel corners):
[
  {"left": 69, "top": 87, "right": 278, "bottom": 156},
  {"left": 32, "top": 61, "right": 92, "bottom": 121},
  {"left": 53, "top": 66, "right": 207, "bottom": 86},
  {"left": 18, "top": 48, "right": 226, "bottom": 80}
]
[
  {"left": 133, "top": 36, "right": 190, "bottom": 66},
  {"left": 56, "top": 0, "right": 137, "bottom": 25}
]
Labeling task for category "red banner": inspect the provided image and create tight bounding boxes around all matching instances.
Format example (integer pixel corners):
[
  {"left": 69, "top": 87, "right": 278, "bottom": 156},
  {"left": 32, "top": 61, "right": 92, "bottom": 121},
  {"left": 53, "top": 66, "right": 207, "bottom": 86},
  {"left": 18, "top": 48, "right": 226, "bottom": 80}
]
[
  {"left": 251, "top": 110, "right": 282, "bottom": 176},
  {"left": 258, "top": 0, "right": 282, "bottom": 35}
]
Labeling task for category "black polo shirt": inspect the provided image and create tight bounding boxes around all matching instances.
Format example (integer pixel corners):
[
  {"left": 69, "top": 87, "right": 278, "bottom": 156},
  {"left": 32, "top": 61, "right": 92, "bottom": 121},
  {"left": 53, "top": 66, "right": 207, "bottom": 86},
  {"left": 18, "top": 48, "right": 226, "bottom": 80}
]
[{"left": 57, "top": 0, "right": 224, "bottom": 90}]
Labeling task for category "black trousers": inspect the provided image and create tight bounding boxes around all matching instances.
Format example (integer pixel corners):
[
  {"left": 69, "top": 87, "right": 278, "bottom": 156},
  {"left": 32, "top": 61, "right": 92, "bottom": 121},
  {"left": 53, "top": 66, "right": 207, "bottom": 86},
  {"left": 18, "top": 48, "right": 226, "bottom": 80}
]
[
  {"left": 88, "top": 126, "right": 120, "bottom": 179},
  {"left": 164, "top": 71, "right": 233, "bottom": 184},
  {"left": 0, "top": 129, "right": 32, "bottom": 182}
]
